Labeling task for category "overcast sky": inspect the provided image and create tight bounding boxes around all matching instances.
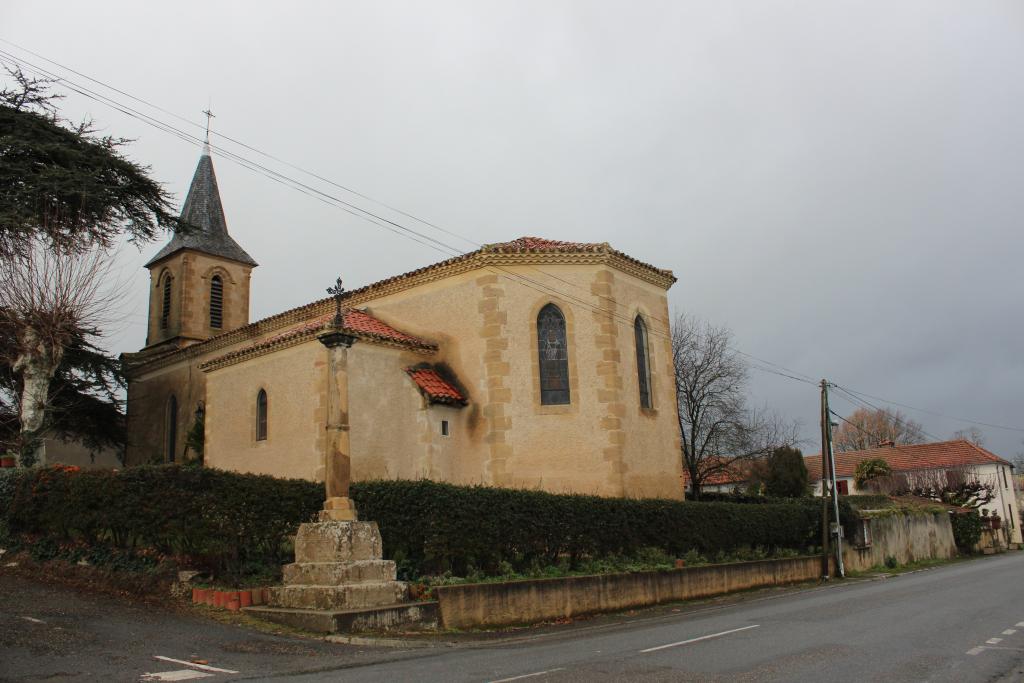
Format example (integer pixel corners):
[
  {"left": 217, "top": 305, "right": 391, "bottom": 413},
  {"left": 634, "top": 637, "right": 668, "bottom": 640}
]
[{"left": 4, "top": 1, "right": 1023, "bottom": 457}]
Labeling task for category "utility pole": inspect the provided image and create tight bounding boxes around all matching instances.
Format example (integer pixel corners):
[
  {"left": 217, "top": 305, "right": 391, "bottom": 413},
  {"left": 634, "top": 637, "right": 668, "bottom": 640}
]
[
  {"left": 820, "top": 379, "right": 831, "bottom": 580},
  {"left": 823, "top": 382, "right": 845, "bottom": 577}
]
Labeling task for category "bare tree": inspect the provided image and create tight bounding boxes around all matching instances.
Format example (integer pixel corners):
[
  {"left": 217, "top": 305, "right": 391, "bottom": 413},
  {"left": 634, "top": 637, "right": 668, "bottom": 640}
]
[
  {"left": 952, "top": 426, "right": 986, "bottom": 447},
  {"left": 0, "top": 237, "right": 125, "bottom": 464},
  {"left": 831, "top": 407, "right": 925, "bottom": 452},
  {"left": 671, "top": 313, "right": 799, "bottom": 499}
]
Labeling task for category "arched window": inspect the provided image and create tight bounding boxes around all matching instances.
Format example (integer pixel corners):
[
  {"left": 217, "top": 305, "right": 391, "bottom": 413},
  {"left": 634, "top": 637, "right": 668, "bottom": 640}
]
[
  {"left": 537, "top": 304, "right": 570, "bottom": 405},
  {"left": 209, "top": 275, "right": 224, "bottom": 328},
  {"left": 166, "top": 395, "right": 178, "bottom": 462},
  {"left": 256, "top": 389, "right": 268, "bottom": 441},
  {"left": 634, "top": 315, "right": 652, "bottom": 409},
  {"left": 160, "top": 274, "right": 173, "bottom": 330}
]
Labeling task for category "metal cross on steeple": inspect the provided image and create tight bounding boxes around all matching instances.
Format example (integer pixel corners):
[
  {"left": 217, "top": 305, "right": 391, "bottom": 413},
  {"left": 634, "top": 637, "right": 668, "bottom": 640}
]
[
  {"left": 326, "top": 277, "right": 345, "bottom": 327},
  {"left": 202, "top": 107, "right": 215, "bottom": 145}
]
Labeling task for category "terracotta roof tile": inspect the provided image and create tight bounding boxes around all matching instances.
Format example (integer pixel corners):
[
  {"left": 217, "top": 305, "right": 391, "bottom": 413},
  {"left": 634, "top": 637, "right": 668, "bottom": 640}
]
[
  {"left": 805, "top": 440, "right": 1012, "bottom": 481},
  {"left": 406, "top": 367, "right": 466, "bottom": 405},
  {"left": 200, "top": 309, "right": 435, "bottom": 370}
]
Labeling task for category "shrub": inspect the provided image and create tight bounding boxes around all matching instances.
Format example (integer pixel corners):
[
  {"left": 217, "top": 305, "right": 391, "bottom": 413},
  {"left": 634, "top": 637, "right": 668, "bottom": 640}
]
[
  {"left": 1, "top": 465, "right": 322, "bottom": 577},
  {"left": 1, "top": 467, "right": 833, "bottom": 581},
  {"left": 351, "top": 479, "right": 824, "bottom": 577},
  {"left": 949, "top": 510, "right": 983, "bottom": 553}
]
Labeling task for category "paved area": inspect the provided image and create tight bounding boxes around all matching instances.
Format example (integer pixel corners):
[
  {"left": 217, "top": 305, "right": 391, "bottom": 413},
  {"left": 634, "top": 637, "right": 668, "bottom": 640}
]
[{"left": 4, "top": 553, "right": 1024, "bottom": 681}]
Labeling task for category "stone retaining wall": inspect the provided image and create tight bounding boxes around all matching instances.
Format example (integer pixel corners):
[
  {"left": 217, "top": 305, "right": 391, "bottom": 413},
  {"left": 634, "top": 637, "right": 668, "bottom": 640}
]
[
  {"left": 842, "top": 511, "right": 957, "bottom": 572},
  {"left": 434, "top": 556, "right": 822, "bottom": 629}
]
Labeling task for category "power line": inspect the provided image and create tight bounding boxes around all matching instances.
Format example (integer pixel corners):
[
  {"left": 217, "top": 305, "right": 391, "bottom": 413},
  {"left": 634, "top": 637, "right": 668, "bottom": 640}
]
[
  {"left": 8, "top": 42, "right": 1019, "bottom": 439},
  {"left": 0, "top": 48, "right": 694, "bottom": 352},
  {"left": 833, "top": 383, "right": 1024, "bottom": 435},
  {"left": 828, "top": 384, "right": 947, "bottom": 444}
]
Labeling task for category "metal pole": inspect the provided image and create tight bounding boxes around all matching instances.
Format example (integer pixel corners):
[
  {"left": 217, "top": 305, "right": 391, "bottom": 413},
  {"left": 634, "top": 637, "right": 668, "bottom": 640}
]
[
  {"left": 824, "top": 382, "right": 845, "bottom": 577},
  {"left": 820, "top": 379, "right": 830, "bottom": 580}
]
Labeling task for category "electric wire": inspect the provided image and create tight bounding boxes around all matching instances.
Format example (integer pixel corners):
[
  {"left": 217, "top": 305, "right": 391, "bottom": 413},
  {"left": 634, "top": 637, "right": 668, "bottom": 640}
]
[{"left": 5, "top": 43, "right": 1021, "bottom": 438}]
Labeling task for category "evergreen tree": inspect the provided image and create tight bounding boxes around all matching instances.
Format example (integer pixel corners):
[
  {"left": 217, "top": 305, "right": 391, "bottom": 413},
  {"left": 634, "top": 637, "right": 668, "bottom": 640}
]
[
  {"left": 0, "top": 66, "right": 179, "bottom": 257},
  {"left": 763, "top": 446, "right": 808, "bottom": 498}
]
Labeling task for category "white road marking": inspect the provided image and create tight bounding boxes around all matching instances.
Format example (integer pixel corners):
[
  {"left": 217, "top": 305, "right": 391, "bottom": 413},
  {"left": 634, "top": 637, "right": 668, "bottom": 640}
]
[
  {"left": 1003, "top": 629, "right": 1017, "bottom": 635},
  {"left": 489, "top": 669, "right": 566, "bottom": 683},
  {"left": 966, "top": 646, "right": 985, "bottom": 656},
  {"left": 1017, "top": 622, "right": 1024, "bottom": 628},
  {"left": 153, "top": 656, "right": 239, "bottom": 674},
  {"left": 987, "top": 638, "right": 1003, "bottom": 645},
  {"left": 640, "top": 625, "right": 760, "bottom": 653},
  {"left": 19, "top": 616, "right": 44, "bottom": 624},
  {"left": 141, "top": 672, "right": 214, "bottom": 681}
]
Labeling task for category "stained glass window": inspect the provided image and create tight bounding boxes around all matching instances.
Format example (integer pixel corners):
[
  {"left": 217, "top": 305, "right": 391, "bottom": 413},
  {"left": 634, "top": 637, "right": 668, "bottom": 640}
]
[
  {"left": 166, "top": 395, "right": 178, "bottom": 462},
  {"left": 256, "top": 389, "right": 268, "bottom": 441},
  {"left": 538, "top": 304, "right": 570, "bottom": 405},
  {"left": 635, "top": 315, "right": 652, "bottom": 409}
]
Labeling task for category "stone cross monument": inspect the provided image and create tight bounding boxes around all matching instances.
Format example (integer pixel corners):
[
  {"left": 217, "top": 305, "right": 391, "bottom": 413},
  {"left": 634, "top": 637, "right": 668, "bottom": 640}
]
[{"left": 265, "top": 277, "right": 407, "bottom": 615}]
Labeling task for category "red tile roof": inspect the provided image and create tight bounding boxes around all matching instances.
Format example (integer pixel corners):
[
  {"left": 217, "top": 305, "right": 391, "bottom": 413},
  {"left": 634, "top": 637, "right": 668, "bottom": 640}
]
[
  {"left": 680, "top": 458, "right": 752, "bottom": 486},
  {"left": 805, "top": 440, "right": 1012, "bottom": 481},
  {"left": 200, "top": 309, "right": 435, "bottom": 370},
  {"left": 488, "top": 237, "right": 600, "bottom": 251},
  {"left": 133, "top": 235, "right": 675, "bottom": 373},
  {"left": 406, "top": 367, "right": 466, "bottom": 405}
]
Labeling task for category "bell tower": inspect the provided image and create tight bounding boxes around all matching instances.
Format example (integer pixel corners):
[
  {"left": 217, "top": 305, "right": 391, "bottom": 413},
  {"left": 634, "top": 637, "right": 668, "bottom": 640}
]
[{"left": 143, "top": 139, "right": 257, "bottom": 349}]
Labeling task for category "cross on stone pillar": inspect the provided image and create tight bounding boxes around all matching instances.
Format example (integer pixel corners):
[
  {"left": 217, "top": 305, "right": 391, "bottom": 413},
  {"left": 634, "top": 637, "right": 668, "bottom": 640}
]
[{"left": 317, "top": 277, "right": 358, "bottom": 521}]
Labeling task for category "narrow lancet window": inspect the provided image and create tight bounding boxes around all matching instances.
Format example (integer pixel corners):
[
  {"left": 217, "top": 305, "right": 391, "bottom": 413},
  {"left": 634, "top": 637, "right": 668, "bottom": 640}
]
[
  {"left": 635, "top": 315, "right": 652, "bottom": 409},
  {"left": 166, "top": 395, "right": 178, "bottom": 462},
  {"left": 210, "top": 275, "right": 224, "bottom": 328},
  {"left": 256, "top": 389, "right": 268, "bottom": 441},
  {"left": 161, "top": 275, "right": 172, "bottom": 329},
  {"left": 537, "top": 304, "right": 570, "bottom": 405}
]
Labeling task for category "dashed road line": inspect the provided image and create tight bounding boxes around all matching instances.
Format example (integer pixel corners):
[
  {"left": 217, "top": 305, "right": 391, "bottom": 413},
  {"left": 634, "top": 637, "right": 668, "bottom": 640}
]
[
  {"left": 19, "top": 616, "right": 44, "bottom": 624},
  {"left": 986, "top": 638, "right": 1003, "bottom": 645},
  {"left": 640, "top": 624, "right": 760, "bottom": 653},
  {"left": 141, "top": 672, "right": 214, "bottom": 681},
  {"left": 489, "top": 669, "right": 566, "bottom": 683},
  {"left": 152, "top": 657, "right": 238, "bottom": 675}
]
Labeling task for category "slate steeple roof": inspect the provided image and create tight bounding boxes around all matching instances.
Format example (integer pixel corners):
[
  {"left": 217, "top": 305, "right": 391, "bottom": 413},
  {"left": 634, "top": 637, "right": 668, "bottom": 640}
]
[{"left": 145, "top": 145, "right": 258, "bottom": 267}]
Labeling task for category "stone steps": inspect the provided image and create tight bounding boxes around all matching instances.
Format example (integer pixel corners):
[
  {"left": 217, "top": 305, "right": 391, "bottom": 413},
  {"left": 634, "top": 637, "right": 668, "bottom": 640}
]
[
  {"left": 244, "top": 601, "right": 439, "bottom": 634},
  {"left": 282, "top": 560, "right": 398, "bottom": 585},
  {"left": 267, "top": 581, "right": 409, "bottom": 611}
]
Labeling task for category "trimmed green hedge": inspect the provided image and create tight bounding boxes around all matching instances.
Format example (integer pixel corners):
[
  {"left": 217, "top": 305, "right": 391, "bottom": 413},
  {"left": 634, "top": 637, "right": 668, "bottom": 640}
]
[
  {"left": 350, "top": 479, "right": 826, "bottom": 576},
  {"left": 949, "top": 510, "right": 982, "bottom": 553},
  {"left": 0, "top": 465, "right": 321, "bottom": 575},
  {"left": 1, "top": 466, "right": 833, "bottom": 579}
]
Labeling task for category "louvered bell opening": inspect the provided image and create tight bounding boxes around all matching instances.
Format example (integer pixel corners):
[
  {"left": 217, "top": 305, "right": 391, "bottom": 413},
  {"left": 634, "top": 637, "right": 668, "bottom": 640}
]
[
  {"left": 161, "top": 277, "right": 172, "bottom": 330},
  {"left": 210, "top": 276, "right": 224, "bottom": 328}
]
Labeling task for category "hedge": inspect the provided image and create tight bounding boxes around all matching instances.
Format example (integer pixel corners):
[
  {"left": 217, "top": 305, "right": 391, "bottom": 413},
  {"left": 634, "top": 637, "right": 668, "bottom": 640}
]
[
  {"left": 0, "top": 466, "right": 840, "bottom": 579},
  {"left": 0, "top": 465, "right": 322, "bottom": 576},
  {"left": 351, "top": 479, "right": 825, "bottom": 577}
]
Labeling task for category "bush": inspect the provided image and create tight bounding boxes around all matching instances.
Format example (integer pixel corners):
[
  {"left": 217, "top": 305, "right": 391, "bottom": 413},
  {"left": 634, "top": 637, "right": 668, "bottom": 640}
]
[
  {"left": 950, "top": 510, "right": 983, "bottom": 553},
  {"left": 1, "top": 465, "right": 322, "bottom": 577},
  {"left": 1, "top": 467, "right": 832, "bottom": 581},
  {"left": 351, "top": 479, "right": 824, "bottom": 577}
]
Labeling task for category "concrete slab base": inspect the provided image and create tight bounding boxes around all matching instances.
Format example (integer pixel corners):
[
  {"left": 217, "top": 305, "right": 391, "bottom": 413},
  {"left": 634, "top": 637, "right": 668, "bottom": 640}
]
[{"left": 245, "top": 601, "right": 440, "bottom": 634}]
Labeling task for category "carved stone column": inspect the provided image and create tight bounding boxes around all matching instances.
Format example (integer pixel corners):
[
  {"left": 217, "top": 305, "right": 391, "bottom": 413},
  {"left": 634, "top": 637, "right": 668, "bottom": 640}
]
[{"left": 317, "top": 327, "right": 357, "bottom": 521}]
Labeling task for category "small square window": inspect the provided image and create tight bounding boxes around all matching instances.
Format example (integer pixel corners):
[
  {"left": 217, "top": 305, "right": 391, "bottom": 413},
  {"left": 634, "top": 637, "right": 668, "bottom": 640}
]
[{"left": 441, "top": 420, "right": 449, "bottom": 437}]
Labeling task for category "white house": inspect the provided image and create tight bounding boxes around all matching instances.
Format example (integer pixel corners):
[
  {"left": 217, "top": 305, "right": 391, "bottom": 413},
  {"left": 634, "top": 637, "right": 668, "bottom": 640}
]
[{"left": 806, "top": 440, "right": 1021, "bottom": 545}]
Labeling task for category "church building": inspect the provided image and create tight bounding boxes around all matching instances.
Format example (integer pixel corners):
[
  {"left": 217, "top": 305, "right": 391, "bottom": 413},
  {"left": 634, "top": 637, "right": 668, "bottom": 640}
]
[{"left": 124, "top": 148, "right": 684, "bottom": 500}]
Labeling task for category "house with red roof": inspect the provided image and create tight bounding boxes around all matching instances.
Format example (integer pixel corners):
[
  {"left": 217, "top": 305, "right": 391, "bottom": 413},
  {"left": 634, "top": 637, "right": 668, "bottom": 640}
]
[
  {"left": 806, "top": 440, "right": 1021, "bottom": 544},
  {"left": 122, "top": 147, "right": 684, "bottom": 500}
]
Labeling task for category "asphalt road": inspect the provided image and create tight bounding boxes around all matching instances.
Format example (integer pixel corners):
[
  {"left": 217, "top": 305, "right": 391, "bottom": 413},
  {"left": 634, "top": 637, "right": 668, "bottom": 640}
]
[{"left": 4, "top": 553, "right": 1024, "bottom": 682}]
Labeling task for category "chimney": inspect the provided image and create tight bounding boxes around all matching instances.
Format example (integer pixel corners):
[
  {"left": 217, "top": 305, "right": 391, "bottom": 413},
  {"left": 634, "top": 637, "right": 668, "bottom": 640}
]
[{"left": 877, "top": 440, "right": 895, "bottom": 448}]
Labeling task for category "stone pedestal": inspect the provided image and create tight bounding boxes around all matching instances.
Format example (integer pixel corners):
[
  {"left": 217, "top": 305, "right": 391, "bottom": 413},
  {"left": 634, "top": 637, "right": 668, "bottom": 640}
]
[{"left": 267, "top": 521, "right": 407, "bottom": 611}]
